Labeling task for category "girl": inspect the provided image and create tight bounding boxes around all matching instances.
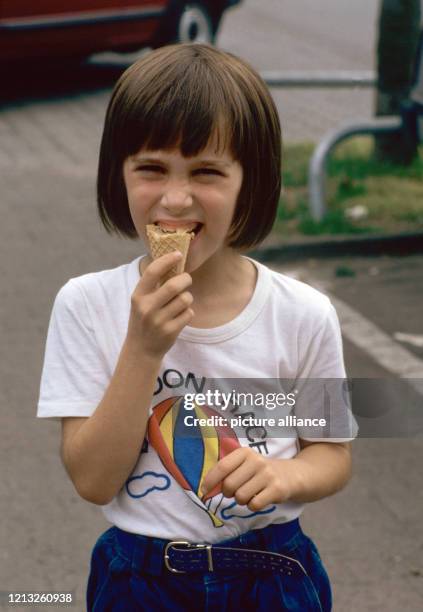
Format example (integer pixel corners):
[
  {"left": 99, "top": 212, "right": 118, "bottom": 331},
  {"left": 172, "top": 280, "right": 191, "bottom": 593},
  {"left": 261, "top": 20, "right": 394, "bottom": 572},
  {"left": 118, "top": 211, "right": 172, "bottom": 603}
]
[{"left": 38, "top": 43, "right": 356, "bottom": 611}]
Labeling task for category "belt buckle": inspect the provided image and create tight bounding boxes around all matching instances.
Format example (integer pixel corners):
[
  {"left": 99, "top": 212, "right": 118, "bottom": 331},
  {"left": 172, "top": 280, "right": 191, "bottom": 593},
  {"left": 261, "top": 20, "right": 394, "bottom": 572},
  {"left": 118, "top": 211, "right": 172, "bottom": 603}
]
[{"left": 164, "top": 541, "right": 213, "bottom": 574}]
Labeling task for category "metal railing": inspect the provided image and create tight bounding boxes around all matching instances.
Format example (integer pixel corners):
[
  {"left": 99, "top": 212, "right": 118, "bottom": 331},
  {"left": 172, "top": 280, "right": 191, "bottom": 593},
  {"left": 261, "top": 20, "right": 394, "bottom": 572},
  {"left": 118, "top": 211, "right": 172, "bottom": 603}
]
[
  {"left": 262, "top": 62, "right": 423, "bottom": 221},
  {"left": 308, "top": 117, "right": 402, "bottom": 221},
  {"left": 261, "top": 70, "right": 376, "bottom": 88}
]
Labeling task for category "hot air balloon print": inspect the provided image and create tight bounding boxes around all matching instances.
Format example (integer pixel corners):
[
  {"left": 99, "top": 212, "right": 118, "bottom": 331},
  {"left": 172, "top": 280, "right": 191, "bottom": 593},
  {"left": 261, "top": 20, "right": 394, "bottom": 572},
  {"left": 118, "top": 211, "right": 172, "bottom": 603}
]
[{"left": 148, "top": 396, "right": 240, "bottom": 527}]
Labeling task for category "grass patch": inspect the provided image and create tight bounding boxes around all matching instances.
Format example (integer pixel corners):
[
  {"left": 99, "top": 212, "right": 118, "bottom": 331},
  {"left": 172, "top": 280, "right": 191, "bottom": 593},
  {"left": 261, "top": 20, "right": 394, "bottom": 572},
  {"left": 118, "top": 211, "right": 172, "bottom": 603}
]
[{"left": 274, "top": 138, "right": 423, "bottom": 238}]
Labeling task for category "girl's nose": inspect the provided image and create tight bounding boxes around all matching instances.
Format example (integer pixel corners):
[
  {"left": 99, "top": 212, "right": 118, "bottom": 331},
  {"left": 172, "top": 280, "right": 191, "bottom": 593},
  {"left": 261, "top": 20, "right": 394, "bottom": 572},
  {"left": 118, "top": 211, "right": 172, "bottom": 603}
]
[{"left": 160, "top": 189, "right": 193, "bottom": 212}]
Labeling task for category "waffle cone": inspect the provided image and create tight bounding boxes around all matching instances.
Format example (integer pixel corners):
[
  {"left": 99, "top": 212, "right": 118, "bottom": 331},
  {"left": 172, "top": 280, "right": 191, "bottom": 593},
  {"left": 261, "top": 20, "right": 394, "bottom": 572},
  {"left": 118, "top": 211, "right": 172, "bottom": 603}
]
[{"left": 146, "top": 224, "right": 193, "bottom": 283}]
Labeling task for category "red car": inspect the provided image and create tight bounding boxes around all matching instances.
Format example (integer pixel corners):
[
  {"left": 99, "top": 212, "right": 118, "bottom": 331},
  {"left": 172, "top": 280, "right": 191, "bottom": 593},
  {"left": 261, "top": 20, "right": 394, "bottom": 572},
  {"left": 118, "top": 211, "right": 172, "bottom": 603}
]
[{"left": 0, "top": 1, "right": 242, "bottom": 63}]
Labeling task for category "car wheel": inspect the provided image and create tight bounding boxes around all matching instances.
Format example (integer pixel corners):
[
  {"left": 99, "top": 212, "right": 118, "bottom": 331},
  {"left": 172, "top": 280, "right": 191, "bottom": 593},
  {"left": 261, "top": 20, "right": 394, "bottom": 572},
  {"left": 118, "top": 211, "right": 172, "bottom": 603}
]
[
  {"left": 152, "top": 2, "right": 217, "bottom": 48},
  {"left": 176, "top": 3, "right": 215, "bottom": 44}
]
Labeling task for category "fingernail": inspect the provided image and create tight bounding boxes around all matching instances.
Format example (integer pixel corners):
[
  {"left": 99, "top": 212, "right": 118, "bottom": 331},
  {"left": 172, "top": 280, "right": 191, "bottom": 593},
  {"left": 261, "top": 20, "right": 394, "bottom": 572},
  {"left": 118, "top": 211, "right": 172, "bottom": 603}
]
[{"left": 174, "top": 251, "right": 182, "bottom": 259}]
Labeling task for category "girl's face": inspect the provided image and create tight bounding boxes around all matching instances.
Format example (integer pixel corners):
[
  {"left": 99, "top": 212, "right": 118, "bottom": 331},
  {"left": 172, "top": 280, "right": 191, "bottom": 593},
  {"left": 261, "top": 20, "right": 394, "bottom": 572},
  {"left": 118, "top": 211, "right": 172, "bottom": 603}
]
[{"left": 122, "top": 138, "right": 243, "bottom": 275}]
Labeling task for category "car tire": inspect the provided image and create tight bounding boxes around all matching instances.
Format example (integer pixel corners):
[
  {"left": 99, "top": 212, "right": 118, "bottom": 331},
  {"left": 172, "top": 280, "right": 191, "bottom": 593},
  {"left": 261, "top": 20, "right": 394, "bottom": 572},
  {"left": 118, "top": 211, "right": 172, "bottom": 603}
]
[
  {"left": 176, "top": 3, "right": 215, "bottom": 44},
  {"left": 152, "top": 2, "right": 217, "bottom": 48}
]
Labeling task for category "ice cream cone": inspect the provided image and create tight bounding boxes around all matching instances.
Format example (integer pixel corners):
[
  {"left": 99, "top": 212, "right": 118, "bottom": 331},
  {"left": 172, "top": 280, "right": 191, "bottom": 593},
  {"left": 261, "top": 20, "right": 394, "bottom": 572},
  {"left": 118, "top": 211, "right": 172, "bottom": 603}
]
[{"left": 146, "top": 224, "right": 193, "bottom": 283}]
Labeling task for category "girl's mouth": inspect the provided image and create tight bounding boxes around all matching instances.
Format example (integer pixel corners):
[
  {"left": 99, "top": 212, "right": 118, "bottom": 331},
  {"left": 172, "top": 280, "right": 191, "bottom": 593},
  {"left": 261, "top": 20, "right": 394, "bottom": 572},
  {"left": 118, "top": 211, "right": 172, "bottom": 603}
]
[
  {"left": 153, "top": 221, "right": 203, "bottom": 237},
  {"left": 191, "top": 223, "right": 203, "bottom": 238},
  {"left": 190, "top": 223, "right": 203, "bottom": 245}
]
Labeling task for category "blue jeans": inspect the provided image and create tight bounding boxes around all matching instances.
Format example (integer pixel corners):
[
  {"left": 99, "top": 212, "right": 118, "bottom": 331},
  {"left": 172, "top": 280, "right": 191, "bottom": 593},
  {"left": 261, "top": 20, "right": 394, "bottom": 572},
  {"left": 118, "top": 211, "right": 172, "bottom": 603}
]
[{"left": 86, "top": 520, "right": 332, "bottom": 611}]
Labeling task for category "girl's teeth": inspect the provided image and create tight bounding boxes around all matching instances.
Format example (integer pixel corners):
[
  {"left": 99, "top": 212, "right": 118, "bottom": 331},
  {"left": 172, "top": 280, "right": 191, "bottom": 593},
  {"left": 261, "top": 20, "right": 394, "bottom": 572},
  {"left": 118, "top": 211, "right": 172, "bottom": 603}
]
[{"left": 156, "top": 222, "right": 198, "bottom": 232}]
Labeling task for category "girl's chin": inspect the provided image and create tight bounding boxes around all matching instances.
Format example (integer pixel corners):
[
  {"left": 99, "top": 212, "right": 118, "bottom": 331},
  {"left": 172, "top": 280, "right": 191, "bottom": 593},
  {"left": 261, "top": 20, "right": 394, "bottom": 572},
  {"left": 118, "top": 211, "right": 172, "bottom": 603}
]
[
  {"left": 184, "top": 256, "right": 200, "bottom": 276},
  {"left": 185, "top": 246, "right": 227, "bottom": 276},
  {"left": 185, "top": 249, "right": 209, "bottom": 276}
]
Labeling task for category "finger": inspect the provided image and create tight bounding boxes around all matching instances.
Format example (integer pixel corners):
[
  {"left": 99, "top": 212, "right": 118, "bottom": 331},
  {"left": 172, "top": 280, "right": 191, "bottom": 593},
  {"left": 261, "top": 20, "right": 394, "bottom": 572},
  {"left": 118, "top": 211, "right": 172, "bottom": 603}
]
[
  {"left": 139, "top": 252, "right": 183, "bottom": 293},
  {"left": 153, "top": 273, "right": 193, "bottom": 309},
  {"left": 201, "top": 448, "right": 247, "bottom": 496},
  {"left": 162, "top": 307, "right": 194, "bottom": 335},
  {"left": 219, "top": 460, "right": 259, "bottom": 498},
  {"left": 246, "top": 487, "right": 278, "bottom": 512},
  {"left": 232, "top": 474, "right": 267, "bottom": 507},
  {"left": 156, "top": 291, "right": 194, "bottom": 323}
]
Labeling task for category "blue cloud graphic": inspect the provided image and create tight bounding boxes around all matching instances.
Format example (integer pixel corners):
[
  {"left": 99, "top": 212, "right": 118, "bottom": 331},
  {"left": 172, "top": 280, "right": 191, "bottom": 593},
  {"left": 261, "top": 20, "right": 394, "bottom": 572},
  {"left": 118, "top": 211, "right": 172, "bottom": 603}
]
[
  {"left": 126, "top": 471, "right": 171, "bottom": 499},
  {"left": 220, "top": 501, "right": 276, "bottom": 520}
]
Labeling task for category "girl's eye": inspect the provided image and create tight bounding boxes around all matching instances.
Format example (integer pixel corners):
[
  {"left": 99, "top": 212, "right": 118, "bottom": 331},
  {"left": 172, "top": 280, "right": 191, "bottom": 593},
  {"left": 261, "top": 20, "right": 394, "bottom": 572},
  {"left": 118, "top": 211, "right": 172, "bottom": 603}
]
[
  {"left": 195, "top": 168, "right": 221, "bottom": 175},
  {"left": 137, "top": 165, "right": 164, "bottom": 173}
]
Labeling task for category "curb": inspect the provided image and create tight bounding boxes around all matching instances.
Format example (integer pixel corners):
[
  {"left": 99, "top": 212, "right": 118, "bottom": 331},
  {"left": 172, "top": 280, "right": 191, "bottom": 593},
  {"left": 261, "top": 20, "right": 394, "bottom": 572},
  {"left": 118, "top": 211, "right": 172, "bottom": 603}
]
[{"left": 249, "top": 231, "right": 423, "bottom": 263}]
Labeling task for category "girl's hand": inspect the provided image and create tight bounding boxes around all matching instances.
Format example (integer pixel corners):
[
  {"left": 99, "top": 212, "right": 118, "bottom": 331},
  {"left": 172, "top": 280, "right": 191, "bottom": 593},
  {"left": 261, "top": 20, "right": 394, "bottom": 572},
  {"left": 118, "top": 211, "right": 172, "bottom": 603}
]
[
  {"left": 127, "top": 251, "right": 194, "bottom": 360},
  {"left": 201, "top": 448, "right": 300, "bottom": 512}
]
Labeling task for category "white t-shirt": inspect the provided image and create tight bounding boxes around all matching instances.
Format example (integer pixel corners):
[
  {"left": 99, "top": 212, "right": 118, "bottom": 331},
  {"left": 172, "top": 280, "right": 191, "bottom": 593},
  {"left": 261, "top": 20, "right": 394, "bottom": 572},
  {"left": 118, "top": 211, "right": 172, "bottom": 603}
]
[{"left": 37, "top": 256, "right": 357, "bottom": 542}]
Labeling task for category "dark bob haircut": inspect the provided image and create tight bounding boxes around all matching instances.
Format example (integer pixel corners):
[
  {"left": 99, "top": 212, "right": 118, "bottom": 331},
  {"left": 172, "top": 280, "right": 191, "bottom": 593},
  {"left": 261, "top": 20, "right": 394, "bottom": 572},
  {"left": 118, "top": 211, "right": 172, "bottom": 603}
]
[{"left": 97, "top": 43, "right": 282, "bottom": 249}]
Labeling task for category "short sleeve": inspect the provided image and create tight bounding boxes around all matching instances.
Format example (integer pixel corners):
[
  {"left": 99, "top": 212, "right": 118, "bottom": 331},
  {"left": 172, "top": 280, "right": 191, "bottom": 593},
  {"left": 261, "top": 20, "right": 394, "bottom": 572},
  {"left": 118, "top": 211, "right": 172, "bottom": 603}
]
[
  {"left": 294, "top": 301, "right": 358, "bottom": 442},
  {"left": 37, "top": 280, "right": 109, "bottom": 420}
]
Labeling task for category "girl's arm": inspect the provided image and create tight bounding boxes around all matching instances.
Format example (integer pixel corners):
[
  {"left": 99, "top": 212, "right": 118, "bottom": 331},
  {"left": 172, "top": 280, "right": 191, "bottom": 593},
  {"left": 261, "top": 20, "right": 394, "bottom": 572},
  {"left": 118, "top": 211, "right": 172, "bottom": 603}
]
[
  {"left": 62, "top": 252, "right": 194, "bottom": 506},
  {"left": 284, "top": 439, "right": 352, "bottom": 502},
  {"left": 201, "top": 441, "right": 352, "bottom": 511},
  {"left": 61, "top": 343, "right": 161, "bottom": 505}
]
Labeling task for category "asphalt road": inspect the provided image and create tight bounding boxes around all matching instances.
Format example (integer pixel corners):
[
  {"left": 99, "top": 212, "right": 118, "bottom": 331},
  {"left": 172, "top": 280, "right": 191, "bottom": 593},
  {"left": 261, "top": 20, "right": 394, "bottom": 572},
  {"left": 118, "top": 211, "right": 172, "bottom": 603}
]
[{"left": 2, "top": 1, "right": 423, "bottom": 611}]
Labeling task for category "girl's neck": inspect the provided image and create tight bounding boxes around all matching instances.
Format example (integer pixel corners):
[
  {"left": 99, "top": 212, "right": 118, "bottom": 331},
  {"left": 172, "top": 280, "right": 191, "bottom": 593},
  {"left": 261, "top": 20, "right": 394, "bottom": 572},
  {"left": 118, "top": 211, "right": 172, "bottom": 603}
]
[
  {"left": 189, "top": 248, "right": 252, "bottom": 302},
  {"left": 186, "top": 250, "right": 257, "bottom": 328}
]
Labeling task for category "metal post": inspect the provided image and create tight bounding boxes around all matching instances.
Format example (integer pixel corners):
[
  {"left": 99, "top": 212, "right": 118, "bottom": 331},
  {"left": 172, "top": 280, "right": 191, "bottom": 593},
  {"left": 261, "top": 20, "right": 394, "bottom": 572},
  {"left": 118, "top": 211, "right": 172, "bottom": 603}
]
[
  {"left": 261, "top": 70, "right": 376, "bottom": 88},
  {"left": 308, "top": 117, "right": 403, "bottom": 221}
]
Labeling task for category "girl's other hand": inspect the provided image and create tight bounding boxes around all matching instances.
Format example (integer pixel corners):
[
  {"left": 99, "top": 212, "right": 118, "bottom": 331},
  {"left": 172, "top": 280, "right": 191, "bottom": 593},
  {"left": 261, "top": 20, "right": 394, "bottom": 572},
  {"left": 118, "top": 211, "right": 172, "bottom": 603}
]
[
  {"left": 201, "top": 447, "right": 300, "bottom": 512},
  {"left": 127, "top": 252, "right": 194, "bottom": 360}
]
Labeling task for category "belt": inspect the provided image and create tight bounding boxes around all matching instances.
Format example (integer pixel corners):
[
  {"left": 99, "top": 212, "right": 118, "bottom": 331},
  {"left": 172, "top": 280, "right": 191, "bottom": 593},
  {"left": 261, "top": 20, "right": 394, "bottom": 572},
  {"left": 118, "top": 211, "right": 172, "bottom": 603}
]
[
  {"left": 113, "top": 519, "right": 307, "bottom": 578},
  {"left": 164, "top": 540, "right": 307, "bottom": 577}
]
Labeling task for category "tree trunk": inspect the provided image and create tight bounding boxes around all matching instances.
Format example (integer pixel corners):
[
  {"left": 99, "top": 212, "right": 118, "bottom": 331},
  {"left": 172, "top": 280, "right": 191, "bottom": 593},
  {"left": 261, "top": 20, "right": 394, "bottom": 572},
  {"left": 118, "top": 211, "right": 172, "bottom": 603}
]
[{"left": 374, "top": 0, "right": 421, "bottom": 164}]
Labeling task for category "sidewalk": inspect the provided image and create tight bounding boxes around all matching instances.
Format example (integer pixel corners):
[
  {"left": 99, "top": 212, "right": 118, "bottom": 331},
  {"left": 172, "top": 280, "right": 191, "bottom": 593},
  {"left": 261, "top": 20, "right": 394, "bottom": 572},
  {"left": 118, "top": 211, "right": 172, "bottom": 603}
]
[{"left": 269, "top": 255, "right": 423, "bottom": 610}]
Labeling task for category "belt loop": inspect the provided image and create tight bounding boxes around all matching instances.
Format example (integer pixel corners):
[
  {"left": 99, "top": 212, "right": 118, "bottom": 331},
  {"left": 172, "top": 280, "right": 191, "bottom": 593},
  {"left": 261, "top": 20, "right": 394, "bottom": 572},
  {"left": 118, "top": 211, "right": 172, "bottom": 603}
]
[
  {"left": 257, "top": 525, "right": 269, "bottom": 550},
  {"left": 113, "top": 528, "right": 165, "bottom": 577},
  {"left": 131, "top": 537, "right": 164, "bottom": 577},
  {"left": 272, "top": 519, "right": 301, "bottom": 551},
  {"left": 149, "top": 538, "right": 167, "bottom": 576}
]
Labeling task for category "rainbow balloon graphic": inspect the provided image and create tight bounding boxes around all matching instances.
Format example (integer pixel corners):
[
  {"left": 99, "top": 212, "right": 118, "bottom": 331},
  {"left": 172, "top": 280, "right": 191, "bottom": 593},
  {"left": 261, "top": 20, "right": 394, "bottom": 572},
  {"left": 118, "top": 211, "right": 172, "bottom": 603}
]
[{"left": 148, "top": 396, "right": 240, "bottom": 527}]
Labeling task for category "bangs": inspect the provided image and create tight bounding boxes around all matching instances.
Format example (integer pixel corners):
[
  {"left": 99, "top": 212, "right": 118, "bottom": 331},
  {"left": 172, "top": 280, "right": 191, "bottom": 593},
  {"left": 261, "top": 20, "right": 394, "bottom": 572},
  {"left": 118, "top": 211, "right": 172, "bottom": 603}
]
[
  {"left": 112, "top": 47, "right": 247, "bottom": 159},
  {"left": 126, "top": 106, "right": 233, "bottom": 159}
]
